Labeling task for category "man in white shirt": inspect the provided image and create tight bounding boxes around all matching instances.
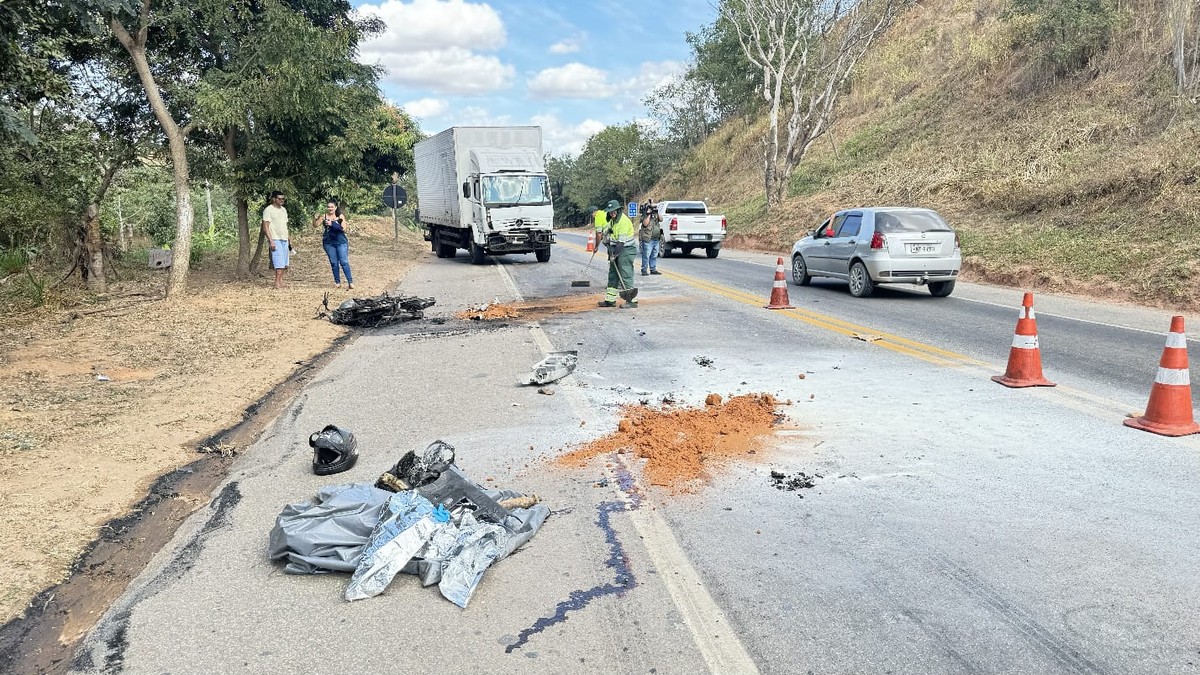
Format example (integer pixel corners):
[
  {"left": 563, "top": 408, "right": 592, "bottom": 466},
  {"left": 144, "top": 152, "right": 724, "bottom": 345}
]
[{"left": 262, "top": 191, "right": 290, "bottom": 289}]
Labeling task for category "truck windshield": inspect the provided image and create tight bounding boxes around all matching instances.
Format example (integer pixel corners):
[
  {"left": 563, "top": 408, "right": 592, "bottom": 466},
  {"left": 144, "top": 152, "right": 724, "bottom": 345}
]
[{"left": 482, "top": 175, "right": 551, "bottom": 207}]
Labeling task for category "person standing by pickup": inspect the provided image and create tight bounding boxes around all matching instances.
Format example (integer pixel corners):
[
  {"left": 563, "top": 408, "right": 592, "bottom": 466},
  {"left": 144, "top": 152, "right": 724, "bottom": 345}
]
[
  {"left": 599, "top": 200, "right": 638, "bottom": 308},
  {"left": 638, "top": 199, "right": 662, "bottom": 276}
]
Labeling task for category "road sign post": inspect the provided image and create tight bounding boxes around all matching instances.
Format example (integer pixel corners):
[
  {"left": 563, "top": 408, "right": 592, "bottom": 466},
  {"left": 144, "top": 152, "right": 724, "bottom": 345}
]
[{"left": 381, "top": 181, "right": 408, "bottom": 239}]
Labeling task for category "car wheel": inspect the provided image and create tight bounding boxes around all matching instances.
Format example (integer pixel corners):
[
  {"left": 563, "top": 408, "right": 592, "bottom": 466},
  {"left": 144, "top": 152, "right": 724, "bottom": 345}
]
[
  {"left": 791, "top": 254, "right": 811, "bottom": 286},
  {"left": 705, "top": 246, "right": 720, "bottom": 259},
  {"left": 848, "top": 261, "right": 874, "bottom": 297},
  {"left": 928, "top": 280, "right": 955, "bottom": 297},
  {"left": 470, "top": 241, "right": 487, "bottom": 265}
]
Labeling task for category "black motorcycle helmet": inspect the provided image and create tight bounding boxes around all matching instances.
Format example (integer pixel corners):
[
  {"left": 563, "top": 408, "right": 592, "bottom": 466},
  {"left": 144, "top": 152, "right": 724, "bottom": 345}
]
[{"left": 309, "top": 425, "right": 358, "bottom": 476}]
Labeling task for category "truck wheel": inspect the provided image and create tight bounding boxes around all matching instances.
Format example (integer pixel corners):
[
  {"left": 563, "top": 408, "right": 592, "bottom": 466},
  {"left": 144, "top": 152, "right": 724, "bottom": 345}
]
[
  {"left": 437, "top": 242, "right": 456, "bottom": 258},
  {"left": 705, "top": 246, "right": 720, "bottom": 259},
  {"left": 470, "top": 241, "right": 487, "bottom": 265},
  {"left": 659, "top": 237, "right": 672, "bottom": 258},
  {"left": 535, "top": 247, "right": 551, "bottom": 262}
]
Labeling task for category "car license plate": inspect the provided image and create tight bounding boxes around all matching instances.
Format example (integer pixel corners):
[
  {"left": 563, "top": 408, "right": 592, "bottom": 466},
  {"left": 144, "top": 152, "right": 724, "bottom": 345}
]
[
  {"left": 907, "top": 243, "right": 938, "bottom": 254},
  {"left": 688, "top": 234, "right": 709, "bottom": 241}
]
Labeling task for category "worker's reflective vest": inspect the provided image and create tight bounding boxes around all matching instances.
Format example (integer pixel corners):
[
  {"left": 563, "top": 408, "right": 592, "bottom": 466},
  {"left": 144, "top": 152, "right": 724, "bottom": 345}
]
[{"left": 607, "top": 214, "right": 636, "bottom": 244}]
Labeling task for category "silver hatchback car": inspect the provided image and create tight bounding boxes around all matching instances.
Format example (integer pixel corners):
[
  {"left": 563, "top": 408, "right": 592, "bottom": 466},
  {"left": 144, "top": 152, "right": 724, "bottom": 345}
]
[{"left": 790, "top": 207, "right": 961, "bottom": 297}]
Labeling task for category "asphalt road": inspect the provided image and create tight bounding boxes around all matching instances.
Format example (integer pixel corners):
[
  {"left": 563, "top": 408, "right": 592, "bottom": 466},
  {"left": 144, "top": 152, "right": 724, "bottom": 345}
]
[{"left": 71, "top": 234, "right": 1200, "bottom": 674}]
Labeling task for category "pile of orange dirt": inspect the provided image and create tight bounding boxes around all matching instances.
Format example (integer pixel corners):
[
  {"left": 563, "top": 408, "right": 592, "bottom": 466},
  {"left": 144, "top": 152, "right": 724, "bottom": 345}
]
[
  {"left": 456, "top": 302, "right": 521, "bottom": 321},
  {"left": 557, "top": 393, "right": 786, "bottom": 490}
]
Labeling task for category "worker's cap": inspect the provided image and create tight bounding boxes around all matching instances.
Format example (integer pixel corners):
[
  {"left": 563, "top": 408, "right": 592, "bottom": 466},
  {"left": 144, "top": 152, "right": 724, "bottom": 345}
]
[{"left": 605, "top": 199, "right": 621, "bottom": 212}]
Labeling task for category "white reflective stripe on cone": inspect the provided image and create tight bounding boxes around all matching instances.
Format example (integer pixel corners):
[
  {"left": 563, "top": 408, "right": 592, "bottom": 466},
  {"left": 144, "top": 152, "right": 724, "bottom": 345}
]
[
  {"left": 1166, "top": 333, "right": 1188, "bottom": 349},
  {"left": 1012, "top": 334, "right": 1039, "bottom": 350},
  {"left": 773, "top": 280, "right": 787, "bottom": 288},
  {"left": 1155, "top": 367, "right": 1191, "bottom": 386},
  {"left": 1028, "top": 308, "right": 1036, "bottom": 320}
]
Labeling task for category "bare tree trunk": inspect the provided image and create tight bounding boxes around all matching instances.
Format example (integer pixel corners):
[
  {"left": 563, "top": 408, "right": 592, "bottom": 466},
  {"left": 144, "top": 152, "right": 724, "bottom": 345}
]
[
  {"left": 112, "top": 5, "right": 194, "bottom": 299},
  {"left": 250, "top": 230, "right": 267, "bottom": 274},
  {"left": 83, "top": 204, "right": 106, "bottom": 292},
  {"left": 224, "top": 127, "right": 253, "bottom": 279}
]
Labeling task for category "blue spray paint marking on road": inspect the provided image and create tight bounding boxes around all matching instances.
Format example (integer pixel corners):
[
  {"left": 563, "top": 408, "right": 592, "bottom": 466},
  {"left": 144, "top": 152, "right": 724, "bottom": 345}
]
[
  {"left": 505, "top": 499, "right": 636, "bottom": 653},
  {"left": 611, "top": 456, "right": 643, "bottom": 508}
]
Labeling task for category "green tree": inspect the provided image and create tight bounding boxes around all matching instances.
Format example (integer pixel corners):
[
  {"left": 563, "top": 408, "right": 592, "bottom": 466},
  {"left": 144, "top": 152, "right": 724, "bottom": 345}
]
[
  {"left": 565, "top": 123, "right": 666, "bottom": 212},
  {"left": 190, "top": 0, "right": 391, "bottom": 276}
]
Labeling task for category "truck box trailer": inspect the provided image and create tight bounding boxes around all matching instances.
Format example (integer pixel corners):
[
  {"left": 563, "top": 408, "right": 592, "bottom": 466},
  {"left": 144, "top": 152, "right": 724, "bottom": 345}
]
[{"left": 415, "top": 126, "right": 554, "bottom": 264}]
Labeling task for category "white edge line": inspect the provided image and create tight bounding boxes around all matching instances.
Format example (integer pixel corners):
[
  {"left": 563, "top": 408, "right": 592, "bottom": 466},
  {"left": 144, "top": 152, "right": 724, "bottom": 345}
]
[{"left": 492, "top": 261, "right": 761, "bottom": 674}]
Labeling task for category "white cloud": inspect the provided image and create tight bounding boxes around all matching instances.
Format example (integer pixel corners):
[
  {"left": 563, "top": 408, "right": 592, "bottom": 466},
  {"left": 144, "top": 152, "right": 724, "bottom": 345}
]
[
  {"left": 623, "top": 60, "right": 686, "bottom": 94},
  {"left": 374, "top": 48, "right": 514, "bottom": 95},
  {"left": 403, "top": 97, "right": 450, "bottom": 118},
  {"left": 527, "top": 63, "right": 613, "bottom": 99},
  {"left": 533, "top": 113, "right": 608, "bottom": 156},
  {"left": 357, "top": 0, "right": 513, "bottom": 95},
  {"left": 549, "top": 39, "right": 581, "bottom": 54},
  {"left": 357, "top": 0, "right": 505, "bottom": 54}
]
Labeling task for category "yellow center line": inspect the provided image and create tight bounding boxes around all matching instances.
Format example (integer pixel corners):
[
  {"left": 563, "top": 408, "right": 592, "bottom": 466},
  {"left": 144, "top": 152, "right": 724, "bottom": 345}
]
[{"left": 559, "top": 238, "right": 982, "bottom": 369}]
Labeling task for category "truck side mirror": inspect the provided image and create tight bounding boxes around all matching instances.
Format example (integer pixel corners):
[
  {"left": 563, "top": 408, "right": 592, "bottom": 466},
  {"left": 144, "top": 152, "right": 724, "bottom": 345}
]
[{"left": 462, "top": 182, "right": 470, "bottom": 198}]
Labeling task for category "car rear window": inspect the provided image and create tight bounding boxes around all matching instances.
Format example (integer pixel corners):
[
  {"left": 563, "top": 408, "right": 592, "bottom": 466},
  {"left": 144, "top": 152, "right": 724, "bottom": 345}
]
[
  {"left": 663, "top": 202, "right": 707, "bottom": 215},
  {"left": 874, "top": 211, "right": 952, "bottom": 233}
]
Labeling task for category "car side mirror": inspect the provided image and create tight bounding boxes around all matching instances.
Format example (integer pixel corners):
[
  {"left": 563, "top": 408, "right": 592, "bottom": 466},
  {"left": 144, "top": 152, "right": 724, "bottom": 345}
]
[{"left": 462, "top": 182, "right": 470, "bottom": 198}]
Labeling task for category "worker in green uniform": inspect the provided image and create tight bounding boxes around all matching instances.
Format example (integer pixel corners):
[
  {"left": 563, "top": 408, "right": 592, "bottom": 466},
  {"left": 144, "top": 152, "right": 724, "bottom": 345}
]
[{"left": 598, "top": 199, "right": 637, "bottom": 308}]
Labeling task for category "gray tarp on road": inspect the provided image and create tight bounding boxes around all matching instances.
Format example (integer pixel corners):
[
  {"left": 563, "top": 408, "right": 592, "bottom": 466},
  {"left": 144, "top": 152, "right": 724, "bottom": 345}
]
[
  {"left": 268, "top": 483, "right": 392, "bottom": 574},
  {"left": 269, "top": 483, "right": 550, "bottom": 603}
]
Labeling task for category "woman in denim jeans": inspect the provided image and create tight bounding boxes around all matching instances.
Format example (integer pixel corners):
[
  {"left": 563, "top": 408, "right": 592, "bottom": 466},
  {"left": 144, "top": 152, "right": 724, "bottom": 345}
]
[{"left": 314, "top": 201, "right": 353, "bottom": 289}]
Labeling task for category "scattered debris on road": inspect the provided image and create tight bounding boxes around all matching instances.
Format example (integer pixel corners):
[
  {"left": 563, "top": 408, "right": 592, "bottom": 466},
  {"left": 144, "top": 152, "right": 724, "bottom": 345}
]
[
  {"left": 321, "top": 292, "right": 436, "bottom": 327},
  {"left": 693, "top": 355, "right": 715, "bottom": 368},
  {"left": 770, "top": 470, "right": 820, "bottom": 494},
  {"left": 558, "top": 393, "right": 786, "bottom": 490},
  {"left": 197, "top": 442, "right": 238, "bottom": 457},
  {"left": 520, "top": 351, "right": 578, "bottom": 385},
  {"left": 457, "top": 300, "right": 520, "bottom": 321},
  {"left": 538, "top": 387, "right": 555, "bottom": 395},
  {"left": 270, "top": 441, "right": 548, "bottom": 608},
  {"left": 851, "top": 333, "right": 883, "bottom": 342}
]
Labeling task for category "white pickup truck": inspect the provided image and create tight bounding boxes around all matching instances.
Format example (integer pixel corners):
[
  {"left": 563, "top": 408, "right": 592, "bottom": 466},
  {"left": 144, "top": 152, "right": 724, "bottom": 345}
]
[{"left": 655, "top": 201, "right": 726, "bottom": 259}]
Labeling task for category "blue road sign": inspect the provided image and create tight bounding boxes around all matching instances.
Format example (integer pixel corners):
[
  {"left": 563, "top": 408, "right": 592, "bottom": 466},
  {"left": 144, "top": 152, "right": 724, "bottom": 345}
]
[{"left": 628, "top": 202, "right": 637, "bottom": 218}]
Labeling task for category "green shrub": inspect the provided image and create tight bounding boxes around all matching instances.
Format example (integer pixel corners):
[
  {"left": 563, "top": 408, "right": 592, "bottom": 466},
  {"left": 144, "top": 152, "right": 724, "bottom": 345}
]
[
  {"left": 0, "top": 248, "right": 28, "bottom": 275},
  {"left": 1005, "top": 0, "right": 1123, "bottom": 75},
  {"left": 788, "top": 159, "right": 842, "bottom": 197}
]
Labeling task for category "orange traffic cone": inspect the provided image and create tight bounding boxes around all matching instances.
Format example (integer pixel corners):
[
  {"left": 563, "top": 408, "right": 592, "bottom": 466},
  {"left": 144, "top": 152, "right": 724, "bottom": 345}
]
[
  {"left": 586, "top": 231, "right": 595, "bottom": 253},
  {"left": 764, "top": 257, "right": 795, "bottom": 310},
  {"left": 1124, "top": 316, "right": 1200, "bottom": 436},
  {"left": 992, "top": 292, "right": 1055, "bottom": 388}
]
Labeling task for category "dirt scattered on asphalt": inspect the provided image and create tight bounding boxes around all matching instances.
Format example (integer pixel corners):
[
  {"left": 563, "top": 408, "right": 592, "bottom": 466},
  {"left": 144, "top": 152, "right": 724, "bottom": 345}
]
[
  {"left": 694, "top": 355, "right": 715, "bottom": 368},
  {"left": 770, "top": 470, "right": 820, "bottom": 494},
  {"left": 557, "top": 393, "right": 787, "bottom": 490},
  {"left": 458, "top": 295, "right": 688, "bottom": 322},
  {"left": 456, "top": 302, "right": 521, "bottom": 321}
]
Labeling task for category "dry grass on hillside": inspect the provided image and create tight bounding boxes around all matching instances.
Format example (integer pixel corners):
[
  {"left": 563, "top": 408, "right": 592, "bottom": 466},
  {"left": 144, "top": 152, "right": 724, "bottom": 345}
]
[{"left": 654, "top": 0, "right": 1200, "bottom": 308}]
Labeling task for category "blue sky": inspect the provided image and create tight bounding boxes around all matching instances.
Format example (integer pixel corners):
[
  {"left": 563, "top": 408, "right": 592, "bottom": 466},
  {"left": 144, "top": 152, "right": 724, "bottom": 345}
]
[{"left": 351, "top": 0, "right": 718, "bottom": 154}]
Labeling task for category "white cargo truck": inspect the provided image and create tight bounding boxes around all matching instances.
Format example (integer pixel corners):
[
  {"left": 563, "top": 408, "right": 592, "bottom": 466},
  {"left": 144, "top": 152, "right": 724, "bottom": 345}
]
[{"left": 414, "top": 126, "right": 555, "bottom": 264}]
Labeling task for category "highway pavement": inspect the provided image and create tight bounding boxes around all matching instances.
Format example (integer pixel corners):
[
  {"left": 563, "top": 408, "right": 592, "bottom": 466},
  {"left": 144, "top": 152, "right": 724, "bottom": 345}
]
[{"left": 71, "top": 232, "right": 1200, "bottom": 674}]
